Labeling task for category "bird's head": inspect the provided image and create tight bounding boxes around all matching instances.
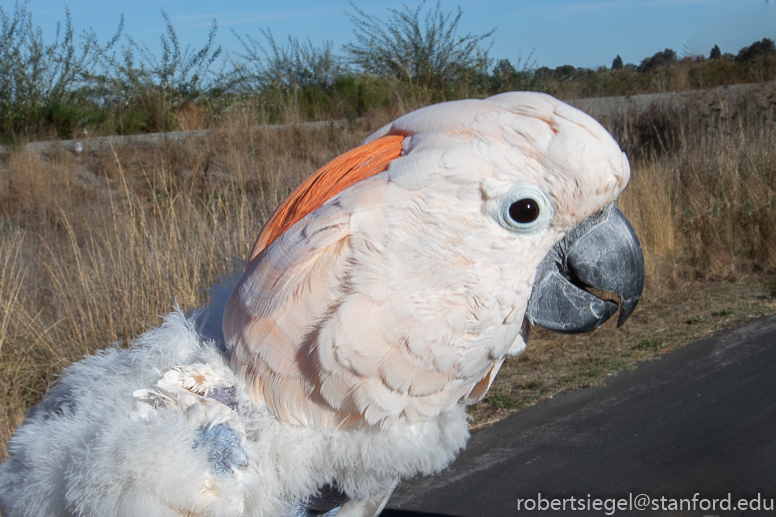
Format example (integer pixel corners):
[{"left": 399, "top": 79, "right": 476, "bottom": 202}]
[
  {"left": 364, "top": 91, "right": 643, "bottom": 335},
  {"left": 224, "top": 92, "right": 644, "bottom": 427}
]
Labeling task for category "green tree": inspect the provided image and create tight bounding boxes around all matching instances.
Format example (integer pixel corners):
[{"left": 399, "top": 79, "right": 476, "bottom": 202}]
[
  {"left": 235, "top": 29, "right": 344, "bottom": 92},
  {"left": 638, "top": 48, "right": 678, "bottom": 72},
  {"left": 87, "top": 10, "right": 234, "bottom": 133},
  {"left": 234, "top": 29, "right": 346, "bottom": 122},
  {"left": 489, "top": 53, "right": 541, "bottom": 94},
  {"left": 612, "top": 55, "right": 623, "bottom": 70},
  {"left": 736, "top": 38, "right": 775, "bottom": 62},
  {"left": 709, "top": 44, "right": 721, "bottom": 60}
]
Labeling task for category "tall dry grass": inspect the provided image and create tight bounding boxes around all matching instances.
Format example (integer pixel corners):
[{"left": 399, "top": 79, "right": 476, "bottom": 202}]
[
  {"left": 609, "top": 83, "right": 776, "bottom": 280},
  {"left": 0, "top": 114, "right": 393, "bottom": 452},
  {"left": 1, "top": 84, "right": 775, "bottom": 453}
]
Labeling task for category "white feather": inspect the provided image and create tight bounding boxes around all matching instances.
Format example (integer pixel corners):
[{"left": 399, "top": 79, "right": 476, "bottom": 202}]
[{"left": 0, "top": 309, "right": 469, "bottom": 517}]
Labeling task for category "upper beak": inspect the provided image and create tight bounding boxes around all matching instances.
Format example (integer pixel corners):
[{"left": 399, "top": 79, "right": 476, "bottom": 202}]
[{"left": 526, "top": 204, "right": 644, "bottom": 334}]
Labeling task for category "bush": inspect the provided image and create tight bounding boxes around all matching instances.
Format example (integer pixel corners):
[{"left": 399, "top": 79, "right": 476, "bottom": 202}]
[
  {"left": 0, "top": 1, "right": 110, "bottom": 140},
  {"left": 343, "top": 1, "right": 494, "bottom": 102}
]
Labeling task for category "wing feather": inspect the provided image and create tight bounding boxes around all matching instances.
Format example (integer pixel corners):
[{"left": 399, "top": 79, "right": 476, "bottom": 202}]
[{"left": 224, "top": 128, "right": 526, "bottom": 428}]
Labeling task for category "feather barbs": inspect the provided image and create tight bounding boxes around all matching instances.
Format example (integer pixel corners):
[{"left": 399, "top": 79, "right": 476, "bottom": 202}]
[{"left": 249, "top": 134, "right": 406, "bottom": 262}]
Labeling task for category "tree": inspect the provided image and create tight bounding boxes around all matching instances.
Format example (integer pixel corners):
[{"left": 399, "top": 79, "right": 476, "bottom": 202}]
[
  {"left": 638, "top": 48, "right": 678, "bottom": 73},
  {"left": 709, "top": 44, "right": 721, "bottom": 60},
  {"left": 0, "top": 1, "right": 124, "bottom": 137},
  {"left": 489, "top": 53, "right": 539, "bottom": 94},
  {"left": 735, "top": 38, "right": 775, "bottom": 63},
  {"left": 492, "top": 59, "right": 517, "bottom": 82},
  {"left": 612, "top": 55, "right": 623, "bottom": 70},
  {"left": 85, "top": 10, "right": 232, "bottom": 133},
  {"left": 535, "top": 65, "right": 579, "bottom": 82},
  {"left": 557, "top": 64, "right": 576, "bottom": 78},
  {"left": 343, "top": 1, "right": 494, "bottom": 97}
]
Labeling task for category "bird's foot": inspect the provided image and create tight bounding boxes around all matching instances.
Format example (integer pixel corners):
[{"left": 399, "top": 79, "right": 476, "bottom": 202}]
[
  {"left": 193, "top": 423, "right": 249, "bottom": 474},
  {"left": 132, "top": 363, "right": 249, "bottom": 475}
]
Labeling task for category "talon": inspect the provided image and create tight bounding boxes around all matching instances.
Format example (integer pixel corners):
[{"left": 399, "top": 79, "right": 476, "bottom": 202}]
[{"left": 193, "top": 423, "right": 248, "bottom": 474}]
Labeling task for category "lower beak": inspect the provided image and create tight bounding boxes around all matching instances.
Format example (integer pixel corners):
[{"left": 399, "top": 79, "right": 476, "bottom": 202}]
[{"left": 526, "top": 204, "right": 644, "bottom": 334}]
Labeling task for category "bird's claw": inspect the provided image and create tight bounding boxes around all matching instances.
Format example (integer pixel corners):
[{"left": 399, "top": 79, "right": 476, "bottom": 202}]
[{"left": 193, "top": 423, "right": 249, "bottom": 474}]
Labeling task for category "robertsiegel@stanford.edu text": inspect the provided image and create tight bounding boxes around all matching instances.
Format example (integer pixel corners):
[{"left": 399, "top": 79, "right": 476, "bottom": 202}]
[{"left": 516, "top": 492, "right": 774, "bottom": 514}]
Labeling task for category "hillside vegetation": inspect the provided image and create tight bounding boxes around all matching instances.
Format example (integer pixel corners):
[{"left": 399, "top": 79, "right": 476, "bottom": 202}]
[{"left": 1, "top": 1, "right": 775, "bottom": 142}]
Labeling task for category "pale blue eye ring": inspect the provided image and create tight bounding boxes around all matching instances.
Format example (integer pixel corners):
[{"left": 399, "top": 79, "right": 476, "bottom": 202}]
[{"left": 498, "top": 186, "right": 553, "bottom": 234}]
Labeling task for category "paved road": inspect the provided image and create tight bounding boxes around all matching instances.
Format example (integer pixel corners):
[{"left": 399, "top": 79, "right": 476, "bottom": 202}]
[{"left": 383, "top": 315, "right": 776, "bottom": 517}]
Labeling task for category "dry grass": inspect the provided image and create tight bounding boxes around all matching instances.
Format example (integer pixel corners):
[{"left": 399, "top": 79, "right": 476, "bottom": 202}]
[
  {"left": 2, "top": 84, "right": 776, "bottom": 451},
  {"left": 0, "top": 113, "right": 395, "bottom": 453},
  {"left": 602, "top": 83, "right": 776, "bottom": 277}
]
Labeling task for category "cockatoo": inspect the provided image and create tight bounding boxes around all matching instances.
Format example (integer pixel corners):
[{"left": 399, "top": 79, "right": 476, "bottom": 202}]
[{"left": 0, "top": 92, "right": 643, "bottom": 517}]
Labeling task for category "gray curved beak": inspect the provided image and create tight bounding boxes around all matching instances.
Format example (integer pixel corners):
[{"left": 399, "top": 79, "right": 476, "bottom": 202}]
[{"left": 526, "top": 204, "right": 644, "bottom": 334}]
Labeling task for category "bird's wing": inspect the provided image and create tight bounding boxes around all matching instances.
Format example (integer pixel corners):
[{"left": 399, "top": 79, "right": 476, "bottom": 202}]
[
  {"left": 224, "top": 134, "right": 402, "bottom": 428},
  {"left": 224, "top": 132, "right": 504, "bottom": 428},
  {"left": 225, "top": 202, "right": 354, "bottom": 428}
]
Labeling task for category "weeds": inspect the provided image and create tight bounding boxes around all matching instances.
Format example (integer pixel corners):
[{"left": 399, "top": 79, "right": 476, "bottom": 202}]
[
  {"left": 603, "top": 82, "right": 776, "bottom": 277},
  {"left": 485, "top": 389, "right": 524, "bottom": 411},
  {"left": 635, "top": 339, "right": 664, "bottom": 351},
  {"left": 0, "top": 114, "right": 384, "bottom": 453}
]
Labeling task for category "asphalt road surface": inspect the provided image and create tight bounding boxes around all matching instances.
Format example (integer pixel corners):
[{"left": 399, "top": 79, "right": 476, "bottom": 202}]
[{"left": 383, "top": 315, "right": 776, "bottom": 517}]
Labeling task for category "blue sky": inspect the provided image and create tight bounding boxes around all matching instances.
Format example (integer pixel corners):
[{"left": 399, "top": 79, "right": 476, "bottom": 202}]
[{"left": 19, "top": 0, "right": 776, "bottom": 70}]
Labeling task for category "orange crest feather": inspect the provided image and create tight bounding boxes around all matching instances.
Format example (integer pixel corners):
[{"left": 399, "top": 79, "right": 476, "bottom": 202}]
[{"left": 249, "top": 134, "right": 406, "bottom": 260}]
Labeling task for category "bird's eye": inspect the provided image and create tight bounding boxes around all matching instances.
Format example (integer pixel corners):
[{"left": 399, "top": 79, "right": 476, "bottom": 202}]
[
  {"left": 509, "top": 199, "right": 540, "bottom": 224},
  {"left": 492, "top": 184, "right": 553, "bottom": 234}
]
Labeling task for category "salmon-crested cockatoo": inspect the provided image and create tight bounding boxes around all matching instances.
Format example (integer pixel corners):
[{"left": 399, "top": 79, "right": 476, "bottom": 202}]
[{"left": 0, "top": 92, "right": 644, "bottom": 517}]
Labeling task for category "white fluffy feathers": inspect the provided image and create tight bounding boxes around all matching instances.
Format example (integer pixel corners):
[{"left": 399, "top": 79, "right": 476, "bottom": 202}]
[{"left": 0, "top": 311, "right": 469, "bottom": 516}]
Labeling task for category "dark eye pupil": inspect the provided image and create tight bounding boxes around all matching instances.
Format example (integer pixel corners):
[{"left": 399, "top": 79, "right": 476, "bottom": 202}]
[{"left": 509, "top": 199, "right": 540, "bottom": 224}]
